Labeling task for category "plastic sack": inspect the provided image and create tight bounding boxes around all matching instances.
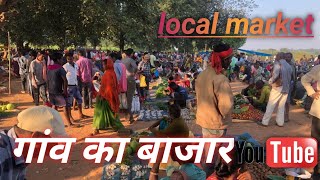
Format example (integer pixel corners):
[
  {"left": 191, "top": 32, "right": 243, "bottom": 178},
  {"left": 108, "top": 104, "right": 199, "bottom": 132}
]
[
  {"left": 285, "top": 168, "right": 311, "bottom": 179},
  {"left": 131, "top": 96, "right": 140, "bottom": 113}
]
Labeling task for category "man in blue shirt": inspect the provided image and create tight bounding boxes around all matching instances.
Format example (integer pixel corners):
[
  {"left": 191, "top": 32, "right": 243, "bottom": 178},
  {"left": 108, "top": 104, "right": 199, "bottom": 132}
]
[{"left": 169, "top": 82, "right": 188, "bottom": 108}]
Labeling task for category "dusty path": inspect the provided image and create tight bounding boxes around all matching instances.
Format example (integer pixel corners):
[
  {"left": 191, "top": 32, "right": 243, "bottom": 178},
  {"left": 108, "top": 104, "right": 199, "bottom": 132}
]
[{"left": 0, "top": 78, "right": 312, "bottom": 180}]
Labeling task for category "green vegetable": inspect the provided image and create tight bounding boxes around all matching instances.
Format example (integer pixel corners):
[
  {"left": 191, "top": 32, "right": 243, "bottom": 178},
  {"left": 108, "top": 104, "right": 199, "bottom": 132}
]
[
  {"left": 1, "top": 105, "right": 6, "bottom": 111},
  {"left": 139, "top": 131, "right": 150, "bottom": 136},
  {"left": 6, "top": 103, "right": 15, "bottom": 110},
  {"left": 156, "top": 93, "right": 165, "bottom": 98},
  {"left": 129, "top": 140, "right": 140, "bottom": 153},
  {"left": 240, "top": 106, "right": 250, "bottom": 112},
  {"left": 125, "top": 147, "right": 133, "bottom": 156},
  {"left": 155, "top": 102, "right": 167, "bottom": 110},
  {"left": 233, "top": 109, "right": 242, "bottom": 114}
]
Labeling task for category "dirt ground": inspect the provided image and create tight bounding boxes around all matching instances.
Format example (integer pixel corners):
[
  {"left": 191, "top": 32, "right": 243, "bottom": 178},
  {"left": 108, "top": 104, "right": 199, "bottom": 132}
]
[{"left": 0, "top": 78, "right": 313, "bottom": 180}]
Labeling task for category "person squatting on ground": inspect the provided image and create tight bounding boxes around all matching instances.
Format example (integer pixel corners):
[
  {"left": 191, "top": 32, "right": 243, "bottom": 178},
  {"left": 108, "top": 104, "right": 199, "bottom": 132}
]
[{"left": 168, "top": 82, "right": 188, "bottom": 108}]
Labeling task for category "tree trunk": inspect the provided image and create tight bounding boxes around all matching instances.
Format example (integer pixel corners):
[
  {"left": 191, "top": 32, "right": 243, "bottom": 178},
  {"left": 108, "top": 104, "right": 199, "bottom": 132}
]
[{"left": 119, "top": 31, "right": 125, "bottom": 52}]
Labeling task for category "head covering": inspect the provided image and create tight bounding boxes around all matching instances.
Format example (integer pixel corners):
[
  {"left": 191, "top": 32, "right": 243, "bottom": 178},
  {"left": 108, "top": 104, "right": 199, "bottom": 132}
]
[
  {"left": 17, "top": 106, "right": 67, "bottom": 136},
  {"left": 210, "top": 48, "right": 233, "bottom": 74},
  {"left": 99, "top": 59, "right": 120, "bottom": 113}
]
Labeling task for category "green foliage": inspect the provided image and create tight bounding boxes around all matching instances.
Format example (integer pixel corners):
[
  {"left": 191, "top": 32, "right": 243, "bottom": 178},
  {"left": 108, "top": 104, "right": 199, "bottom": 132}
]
[
  {"left": 1, "top": 0, "right": 257, "bottom": 51},
  {"left": 257, "top": 49, "right": 319, "bottom": 62}
]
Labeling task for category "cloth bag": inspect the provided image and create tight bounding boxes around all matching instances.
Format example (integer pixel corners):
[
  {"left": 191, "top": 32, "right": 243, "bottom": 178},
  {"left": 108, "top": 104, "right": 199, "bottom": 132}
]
[{"left": 119, "top": 93, "right": 128, "bottom": 109}]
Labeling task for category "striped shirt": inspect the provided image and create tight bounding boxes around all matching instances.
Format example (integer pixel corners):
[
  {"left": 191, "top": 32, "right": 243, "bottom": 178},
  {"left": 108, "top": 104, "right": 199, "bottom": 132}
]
[{"left": 0, "top": 128, "right": 26, "bottom": 180}]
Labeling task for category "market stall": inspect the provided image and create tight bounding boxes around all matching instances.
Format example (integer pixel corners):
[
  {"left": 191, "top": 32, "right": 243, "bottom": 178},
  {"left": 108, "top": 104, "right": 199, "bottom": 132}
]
[{"left": 232, "top": 94, "right": 264, "bottom": 122}]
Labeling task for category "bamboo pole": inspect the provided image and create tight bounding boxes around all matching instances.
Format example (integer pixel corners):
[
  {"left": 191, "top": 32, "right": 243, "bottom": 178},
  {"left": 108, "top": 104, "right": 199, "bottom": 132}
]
[{"left": 7, "top": 31, "right": 11, "bottom": 94}]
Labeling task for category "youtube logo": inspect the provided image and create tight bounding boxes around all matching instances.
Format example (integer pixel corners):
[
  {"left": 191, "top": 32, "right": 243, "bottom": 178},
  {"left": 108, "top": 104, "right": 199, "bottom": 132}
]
[{"left": 266, "top": 138, "right": 318, "bottom": 168}]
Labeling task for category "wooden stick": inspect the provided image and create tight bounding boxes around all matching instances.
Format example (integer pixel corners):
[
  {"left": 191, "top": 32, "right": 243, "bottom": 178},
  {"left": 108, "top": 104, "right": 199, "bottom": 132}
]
[{"left": 7, "top": 31, "right": 11, "bottom": 94}]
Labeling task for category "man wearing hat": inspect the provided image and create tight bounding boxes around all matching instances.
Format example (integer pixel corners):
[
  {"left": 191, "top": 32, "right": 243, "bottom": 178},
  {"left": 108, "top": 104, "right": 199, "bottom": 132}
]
[{"left": 0, "top": 106, "right": 67, "bottom": 179}]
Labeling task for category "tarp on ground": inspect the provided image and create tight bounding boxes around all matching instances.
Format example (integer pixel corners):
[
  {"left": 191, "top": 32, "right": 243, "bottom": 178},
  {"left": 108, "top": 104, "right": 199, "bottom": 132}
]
[
  {"left": 238, "top": 49, "right": 272, "bottom": 56},
  {"left": 199, "top": 49, "right": 272, "bottom": 57},
  {"left": 198, "top": 51, "right": 210, "bottom": 55}
]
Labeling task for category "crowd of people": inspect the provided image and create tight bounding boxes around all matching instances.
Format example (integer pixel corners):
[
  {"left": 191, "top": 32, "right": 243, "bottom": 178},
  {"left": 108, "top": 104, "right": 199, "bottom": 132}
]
[{"left": 1, "top": 43, "right": 320, "bottom": 179}]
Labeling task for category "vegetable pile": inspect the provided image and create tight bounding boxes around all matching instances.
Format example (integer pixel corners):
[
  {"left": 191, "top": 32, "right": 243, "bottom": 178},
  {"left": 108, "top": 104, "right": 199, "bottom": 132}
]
[
  {"left": 247, "top": 162, "right": 285, "bottom": 180},
  {"left": 0, "top": 103, "right": 16, "bottom": 112},
  {"left": 231, "top": 94, "right": 264, "bottom": 121},
  {"left": 155, "top": 81, "right": 168, "bottom": 98},
  {"left": 137, "top": 110, "right": 168, "bottom": 121}
]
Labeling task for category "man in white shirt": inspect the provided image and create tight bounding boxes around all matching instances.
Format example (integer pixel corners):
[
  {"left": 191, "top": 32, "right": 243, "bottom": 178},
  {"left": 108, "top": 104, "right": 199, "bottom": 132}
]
[
  {"left": 63, "top": 53, "right": 89, "bottom": 123},
  {"left": 301, "top": 65, "right": 320, "bottom": 178}
]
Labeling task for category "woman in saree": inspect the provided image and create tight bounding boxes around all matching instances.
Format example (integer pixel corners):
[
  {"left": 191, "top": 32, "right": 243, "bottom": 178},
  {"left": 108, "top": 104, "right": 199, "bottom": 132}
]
[{"left": 92, "top": 59, "right": 124, "bottom": 135}]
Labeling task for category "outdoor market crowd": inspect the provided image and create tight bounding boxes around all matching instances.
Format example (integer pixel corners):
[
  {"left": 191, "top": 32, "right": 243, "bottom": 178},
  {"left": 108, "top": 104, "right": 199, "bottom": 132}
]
[{"left": 0, "top": 44, "right": 320, "bottom": 180}]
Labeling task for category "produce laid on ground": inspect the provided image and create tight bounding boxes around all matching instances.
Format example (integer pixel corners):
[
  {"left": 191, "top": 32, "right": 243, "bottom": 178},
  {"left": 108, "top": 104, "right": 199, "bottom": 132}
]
[
  {"left": 231, "top": 94, "right": 264, "bottom": 121},
  {"left": 103, "top": 132, "right": 152, "bottom": 180},
  {"left": 0, "top": 102, "right": 18, "bottom": 117},
  {"left": 235, "top": 134, "right": 286, "bottom": 180},
  {"left": 181, "top": 108, "right": 196, "bottom": 123},
  {"left": 155, "top": 80, "right": 168, "bottom": 98},
  {"left": 144, "top": 102, "right": 168, "bottom": 111},
  {"left": 137, "top": 110, "right": 169, "bottom": 121},
  {"left": 0, "top": 102, "right": 16, "bottom": 112},
  {"left": 247, "top": 162, "right": 285, "bottom": 180}
]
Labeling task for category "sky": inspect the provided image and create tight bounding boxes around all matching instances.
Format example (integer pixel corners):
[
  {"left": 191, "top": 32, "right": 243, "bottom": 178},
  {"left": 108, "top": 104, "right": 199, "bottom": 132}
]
[{"left": 241, "top": 0, "right": 320, "bottom": 50}]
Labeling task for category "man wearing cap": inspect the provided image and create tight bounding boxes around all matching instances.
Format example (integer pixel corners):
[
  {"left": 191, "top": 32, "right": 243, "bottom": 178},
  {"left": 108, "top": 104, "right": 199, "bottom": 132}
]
[{"left": 0, "top": 106, "right": 67, "bottom": 179}]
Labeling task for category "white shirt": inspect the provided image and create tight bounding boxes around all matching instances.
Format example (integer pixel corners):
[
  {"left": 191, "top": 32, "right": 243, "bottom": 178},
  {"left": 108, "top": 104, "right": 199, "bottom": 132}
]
[
  {"left": 63, "top": 62, "right": 78, "bottom": 85},
  {"left": 301, "top": 65, "right": 320, "bottom": 119},
  {"left": 17, "top": 56, "right": 28, "bottom": 75}
]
